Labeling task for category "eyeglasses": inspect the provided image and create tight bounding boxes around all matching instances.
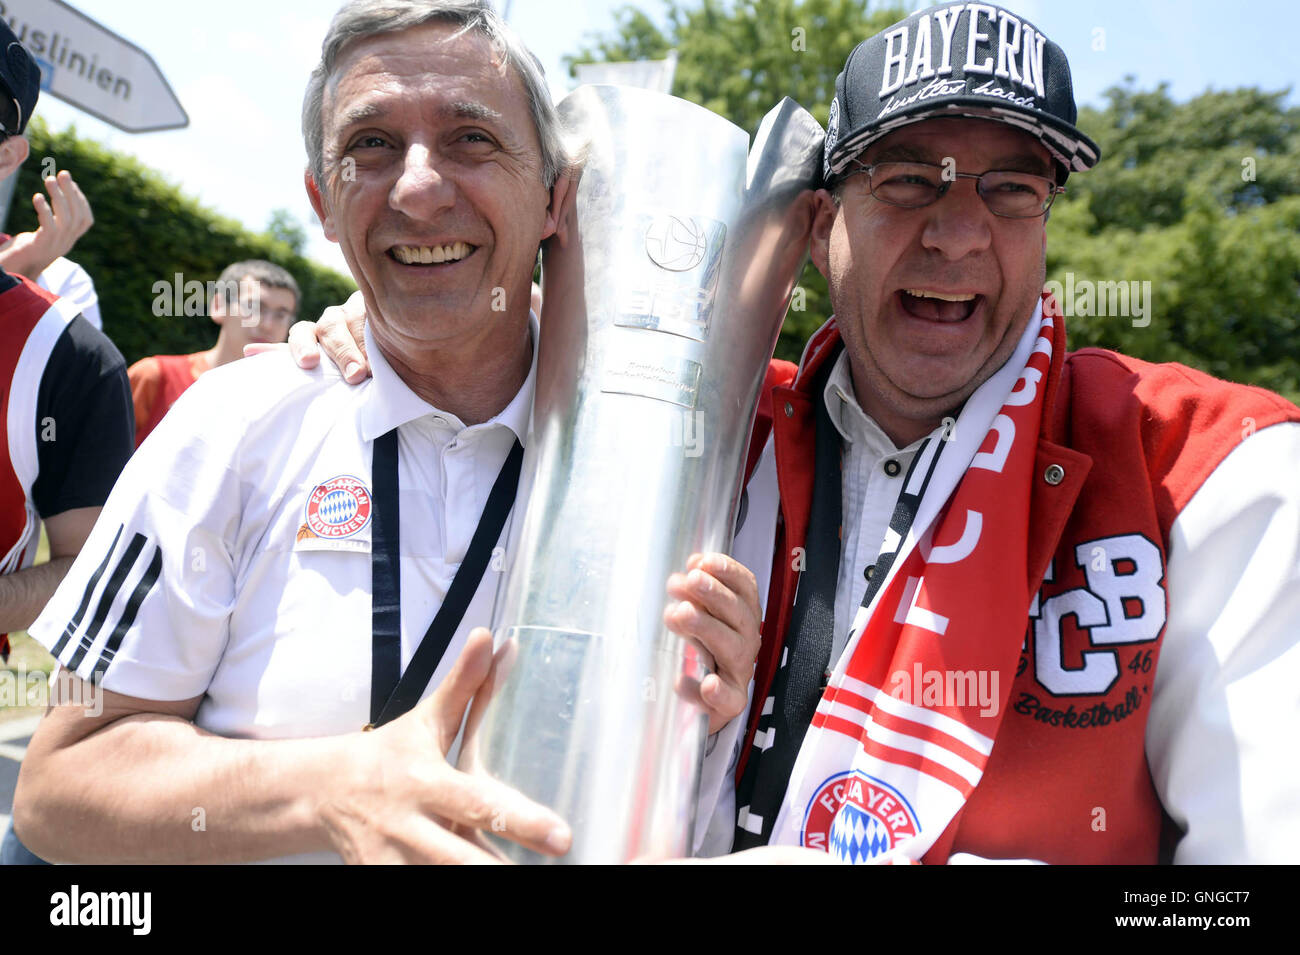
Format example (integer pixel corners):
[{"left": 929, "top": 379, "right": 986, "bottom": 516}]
[{"left": 844, "top": 159, "right": 1064, "bottom": 219}]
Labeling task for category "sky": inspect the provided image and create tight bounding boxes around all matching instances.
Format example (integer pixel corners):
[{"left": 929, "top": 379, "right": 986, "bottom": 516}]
[{"left": 11, "top": 0, "right": 1299, "bottom": 276}]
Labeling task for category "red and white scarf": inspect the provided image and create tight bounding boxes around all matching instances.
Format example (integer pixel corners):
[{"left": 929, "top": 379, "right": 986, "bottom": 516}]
[{"left": 767, "top": 296, "right": 1061, "bottom": 862}]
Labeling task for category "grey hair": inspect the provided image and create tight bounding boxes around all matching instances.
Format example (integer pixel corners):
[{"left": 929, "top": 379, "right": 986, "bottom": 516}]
[{"left": 302, "top": 0, "right": 566, "bottom": 189}]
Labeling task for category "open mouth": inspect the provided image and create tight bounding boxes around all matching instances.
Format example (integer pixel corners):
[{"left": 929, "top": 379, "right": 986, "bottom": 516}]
[
  {"left": 389, "top": 241, "right": 476, "bottom": 265},
  {"left": 899, "top": 288, "right": 982, "bottom": 323}
]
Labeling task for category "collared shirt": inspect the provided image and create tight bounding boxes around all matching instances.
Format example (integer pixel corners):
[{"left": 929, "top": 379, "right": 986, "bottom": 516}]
[
  {"left": 32, "top": 319, "right": 538, "bottom": 862},
  {"left": 821, "top": 351, "right": 925, "bottom": 666}
]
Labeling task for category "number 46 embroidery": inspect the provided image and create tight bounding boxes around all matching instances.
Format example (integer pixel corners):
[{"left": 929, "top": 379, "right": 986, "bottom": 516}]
[{"left": 1028, "top": 534, "right": 1165, "bottom": 696}]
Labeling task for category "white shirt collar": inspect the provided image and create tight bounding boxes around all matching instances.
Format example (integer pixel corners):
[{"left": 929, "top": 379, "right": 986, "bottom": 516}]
[
  {"left": 822, "top": 349, "right": 926, "bottom": 456},
  {"left": 358, "top": 311, "right": 538, "bottom": 444}
]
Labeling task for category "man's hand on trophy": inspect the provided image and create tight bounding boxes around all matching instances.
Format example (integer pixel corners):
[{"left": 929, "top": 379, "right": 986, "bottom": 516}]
[
  {"left": 320, "top": 628, "right": 572, "bottom": 864},
  {"left": 664, "top": 553, "right": 762, "bottom": 735}
]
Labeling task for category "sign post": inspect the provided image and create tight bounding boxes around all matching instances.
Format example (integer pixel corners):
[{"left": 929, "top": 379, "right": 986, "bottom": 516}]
[
  {"left": 1, "top": 0, "right": 188, "bottom": 132},
  {"left": 0, "top": 0, "right": 186, "bottom": 230}
]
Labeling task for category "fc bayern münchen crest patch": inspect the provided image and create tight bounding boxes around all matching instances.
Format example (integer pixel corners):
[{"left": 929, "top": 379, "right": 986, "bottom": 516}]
[
  {"left": 802, "top": 770, "right": 920, "bottom": 863},
  {"left": 303, "top": 475, "right": 373, "bottom": 539}
]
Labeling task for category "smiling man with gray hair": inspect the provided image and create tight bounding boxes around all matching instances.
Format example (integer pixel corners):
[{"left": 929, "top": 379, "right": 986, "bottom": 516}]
[{"left": 13, "top": 0, "right": 764, "bottom": 864}]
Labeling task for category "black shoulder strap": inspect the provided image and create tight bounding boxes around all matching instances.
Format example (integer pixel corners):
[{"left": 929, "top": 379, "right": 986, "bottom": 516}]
[
  {"left": 370, "top": 430, "right": 523, "bottom": 727},
  {"left": 735, "top": 353, "right": 843, "bottom": 847}
]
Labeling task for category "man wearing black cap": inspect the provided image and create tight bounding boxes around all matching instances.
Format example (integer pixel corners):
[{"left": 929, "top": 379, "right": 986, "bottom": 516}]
[
  {"left": 727, "top": 1, "right": 1300, "bottom": 864},
  {"left": 0, "top": 21, "right": 133, "bottom": 865}
]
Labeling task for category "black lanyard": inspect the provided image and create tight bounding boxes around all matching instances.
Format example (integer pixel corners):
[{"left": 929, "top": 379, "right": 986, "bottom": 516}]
[
  {"left": 735, "top": 358, "right": 843, "bottom": 847},
  {"left": 368, "top": 427, "right": 523, "bottom": 728},
  {"left": 734, "top": 357, "right": 947, "bottom": 847}
]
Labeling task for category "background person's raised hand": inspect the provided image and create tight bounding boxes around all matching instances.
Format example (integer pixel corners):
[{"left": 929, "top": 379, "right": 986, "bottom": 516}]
[{"left": 0, "top": 170, "right": 94, "bottom": 279}]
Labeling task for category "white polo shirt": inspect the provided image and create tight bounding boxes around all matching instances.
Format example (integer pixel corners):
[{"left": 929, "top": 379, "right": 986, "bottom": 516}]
[
  {"left": 31, "top": 318, "right": 772, "bottom": 862},
  {"left": 35, "top": 322, "right": 530, "bottom": 732}
]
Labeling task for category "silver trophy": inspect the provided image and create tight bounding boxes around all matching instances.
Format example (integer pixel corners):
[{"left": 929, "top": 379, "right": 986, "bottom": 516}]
[{"left": 457, "top": 86, "right": 823, "bottom": 863}]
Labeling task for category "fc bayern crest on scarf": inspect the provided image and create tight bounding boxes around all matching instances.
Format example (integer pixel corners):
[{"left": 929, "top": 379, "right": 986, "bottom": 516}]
[
  {"left": 302, "top": 475, "right": 373, "bottom": 540},
  {"left": 803, "top": 769, "right": 919, "bottom": 863}
]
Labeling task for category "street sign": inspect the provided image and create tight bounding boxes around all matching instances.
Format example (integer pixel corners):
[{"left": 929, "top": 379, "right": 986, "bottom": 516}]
[{"left": 0, "top": 0, "right": 187, "bottom": 132}]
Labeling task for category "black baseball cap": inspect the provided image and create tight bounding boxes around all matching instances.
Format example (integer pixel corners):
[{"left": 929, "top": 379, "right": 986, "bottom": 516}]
[
  {"left": 0, "top": 20, "right": 39, "bottom": 136},
  {"left": 823, "top": 2, "right": 1100, "bottom": 184}
]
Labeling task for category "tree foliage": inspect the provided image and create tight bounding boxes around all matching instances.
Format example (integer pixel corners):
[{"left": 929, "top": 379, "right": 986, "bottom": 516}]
[
  {"left": 10, "top": 118, "right": 355, "bottom": 367},
  {"left": 265, "top": 208, "right": 309, "bottom": 256},
  {"left": 1048, "top": 81, "right": 1300, "bottom": 398},
  {"left": 568, "top": 4, "right": 1300, "bottom": 397}
]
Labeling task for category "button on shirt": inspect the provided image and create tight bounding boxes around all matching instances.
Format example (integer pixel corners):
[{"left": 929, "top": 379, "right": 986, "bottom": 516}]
[{"left": 822, "top": 351, "right": 926, "bottom": 666}]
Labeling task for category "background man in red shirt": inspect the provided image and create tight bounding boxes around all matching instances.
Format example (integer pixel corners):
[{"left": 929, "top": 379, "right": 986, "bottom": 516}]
[{"left": 128, "top": 259, "right": 299, "bottom": 447}]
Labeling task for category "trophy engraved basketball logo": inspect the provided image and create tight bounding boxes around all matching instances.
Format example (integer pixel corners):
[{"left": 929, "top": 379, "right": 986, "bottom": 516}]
[{"left": 644, "top": 214, "right": 710, "bottom": 271}]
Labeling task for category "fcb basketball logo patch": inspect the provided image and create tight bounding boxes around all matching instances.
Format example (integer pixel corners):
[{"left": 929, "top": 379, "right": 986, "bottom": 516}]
[
  {"left": 802, "top": 770, "right": 919, "bottom": 863},
  {"left": 300, "top": 476, "right": 372, "bottom": 540}
]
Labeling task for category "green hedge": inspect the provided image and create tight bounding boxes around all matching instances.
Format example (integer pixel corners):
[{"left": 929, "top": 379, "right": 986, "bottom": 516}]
[{"left": 8, "top": 117, "right": 356, "bottom": 366}]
